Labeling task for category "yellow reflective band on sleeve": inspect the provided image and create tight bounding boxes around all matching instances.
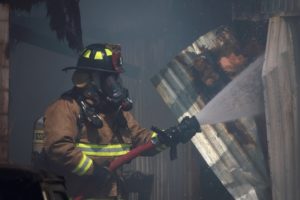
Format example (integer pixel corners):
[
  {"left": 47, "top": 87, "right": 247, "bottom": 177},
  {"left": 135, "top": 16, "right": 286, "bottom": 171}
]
[
  {"left": 94, "top": 51, "right": 103, "bottom": 60},
  {"left": 83, "top": 50, "right": 91, "bottom": 58},
  {"left": 151, "top": 131, "right": 160, "bottom": 144},
  {"left": 72, "top": 154, "right": 93, "bottom": 176},
  {"left": 150, "top": 132, "right": 168, "bottom": 152},
  {"left": 105, "top": 48, "right": 113, "bottom": 56},
  {"left": 76, "top": 143, "right": 131, "bottom": 157},
  {"left": 151, "top": 132, "right": 157, "bottom": 138}
]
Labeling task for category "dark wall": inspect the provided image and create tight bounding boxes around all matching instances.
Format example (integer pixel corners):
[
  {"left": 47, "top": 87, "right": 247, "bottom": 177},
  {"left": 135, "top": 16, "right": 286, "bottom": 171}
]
[{"left": 9, "top": 43, "right": 74, "bottom": 164}]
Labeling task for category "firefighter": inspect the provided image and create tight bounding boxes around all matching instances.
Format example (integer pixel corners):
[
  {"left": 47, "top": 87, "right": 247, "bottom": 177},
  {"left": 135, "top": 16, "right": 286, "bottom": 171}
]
[{"left": 40, "top": 43, "right": 200, "bottom": 200}]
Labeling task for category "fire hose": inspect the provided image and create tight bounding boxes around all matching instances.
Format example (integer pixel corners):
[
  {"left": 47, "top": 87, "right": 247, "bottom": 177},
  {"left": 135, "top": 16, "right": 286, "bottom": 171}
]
[
  {"left": 108, "top": 141, "right": 155, "bottom": 171},
  {"left": 108, "top": 116, "right": 200, "bottom": 172}
]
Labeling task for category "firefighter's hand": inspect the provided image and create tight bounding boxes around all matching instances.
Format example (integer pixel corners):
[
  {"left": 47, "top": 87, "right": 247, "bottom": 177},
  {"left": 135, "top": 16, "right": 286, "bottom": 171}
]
[
  {"left": 153, "top": 116, "right": 201, "bottom": 145},
  {"left": 176, "top": 116, "right": 201, "bottom": 143},
  {"left": 93, "top": 162, "right": 112, "bottom": 184}
]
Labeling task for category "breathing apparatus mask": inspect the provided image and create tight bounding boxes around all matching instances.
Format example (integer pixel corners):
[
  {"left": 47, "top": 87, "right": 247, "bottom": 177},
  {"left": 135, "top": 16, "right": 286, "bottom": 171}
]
[
  {"left": 89, "top": 72, "right": 133, "bottom": 112},
  {"left": 73, "top": 71, "right": 132, "bottom": 129}
]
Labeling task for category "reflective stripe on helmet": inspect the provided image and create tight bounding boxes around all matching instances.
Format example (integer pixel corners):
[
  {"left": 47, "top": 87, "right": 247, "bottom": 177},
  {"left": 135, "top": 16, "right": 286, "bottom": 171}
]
[
  {"left": 76, "top": 143, "right": 131, "bottom": 157},
  {"left": 72, "top": 154, "right": 93, "bottom": 176},
  {"left": 94, "top": 51, "right": 103, "bottom": 60},
  {"left": 83, "top": 49, "right": 91, "bottom": 58},
  {"left": 105, "top": 48, "right": 113, "bottom": 56}
]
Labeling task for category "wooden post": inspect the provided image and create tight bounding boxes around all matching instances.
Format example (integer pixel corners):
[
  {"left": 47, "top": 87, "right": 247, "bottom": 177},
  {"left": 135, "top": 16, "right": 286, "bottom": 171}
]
[
  {"left": 0, "top": 3, "right": 10, "bottom": 164},
  {"left": 262, "top": 16, "right": 300, "bottom": 200}
]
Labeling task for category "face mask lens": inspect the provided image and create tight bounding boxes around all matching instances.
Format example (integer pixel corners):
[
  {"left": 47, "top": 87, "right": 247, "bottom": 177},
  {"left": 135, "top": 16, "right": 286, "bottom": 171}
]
[
  {"left": 91, "top": 72, "right": 102, "bottom": 90},
  {"left": 90, "top": 72, "right": 132, "bottom": 111},
  {"left": 103, "top": 75, "right": 123, "bottom": 101}
]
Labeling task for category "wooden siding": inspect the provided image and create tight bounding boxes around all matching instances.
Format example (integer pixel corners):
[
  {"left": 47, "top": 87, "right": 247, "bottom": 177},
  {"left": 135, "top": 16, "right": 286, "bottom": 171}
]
[
  {"left": 262, "top": 0, "right": 300, "bottom": 16},
  {"left": 232, "top": 0, "right": 267, "bottom": 20},
  {"left": 0, "top": 3, "right": 9, "bottom": 164},
  {"left": 262, "top": 16, "right": 300, "bottom": 200}
]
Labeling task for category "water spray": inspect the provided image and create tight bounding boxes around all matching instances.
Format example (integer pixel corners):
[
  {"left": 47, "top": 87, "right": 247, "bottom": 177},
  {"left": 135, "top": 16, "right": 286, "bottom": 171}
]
[{"left": 195, "top": 54, "right": 265, "bottom": 125}]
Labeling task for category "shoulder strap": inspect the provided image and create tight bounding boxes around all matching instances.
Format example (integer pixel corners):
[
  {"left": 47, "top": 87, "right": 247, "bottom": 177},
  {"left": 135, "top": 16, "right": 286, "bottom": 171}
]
[{"left": 60, "top": 88, "right": 86, "bottom": 142}]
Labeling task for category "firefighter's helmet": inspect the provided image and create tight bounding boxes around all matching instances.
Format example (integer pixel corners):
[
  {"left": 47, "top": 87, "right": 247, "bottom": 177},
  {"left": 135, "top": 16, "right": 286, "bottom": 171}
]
[{"left": 63, "top": 43, "right": 124, "bottom": 73}]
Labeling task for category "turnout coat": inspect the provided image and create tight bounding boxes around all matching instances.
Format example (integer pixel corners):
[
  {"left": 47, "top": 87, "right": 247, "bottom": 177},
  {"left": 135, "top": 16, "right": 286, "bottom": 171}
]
[{"left": 42, "top": 96, "right": 157, "bottom": 199}]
